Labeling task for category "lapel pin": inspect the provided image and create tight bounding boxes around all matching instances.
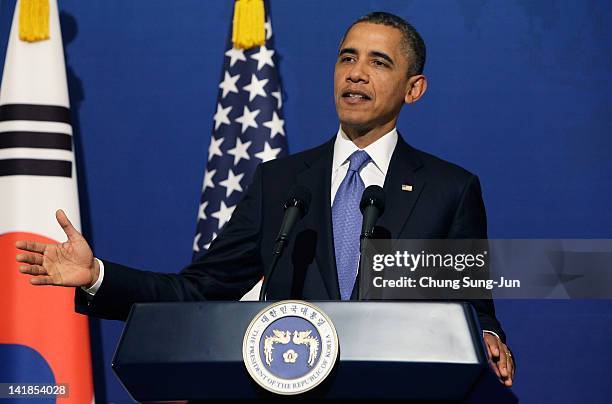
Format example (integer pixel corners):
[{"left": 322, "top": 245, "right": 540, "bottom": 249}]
[{"left": 402, "top": 184, "right": 413, "bottom": 192}]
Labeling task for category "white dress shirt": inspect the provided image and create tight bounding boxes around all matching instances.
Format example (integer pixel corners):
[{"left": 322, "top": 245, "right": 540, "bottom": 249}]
[
  {"left": 82, "top": 257, "right": 104, "bottom": 295},
  {"left": 330, "top": 126, "right": 398, "bottom": 205}
]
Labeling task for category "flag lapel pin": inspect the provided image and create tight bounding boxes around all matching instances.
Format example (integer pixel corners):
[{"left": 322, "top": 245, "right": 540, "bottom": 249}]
[{"left": 402, "top": 184, "right": 413, "bottom": 192}]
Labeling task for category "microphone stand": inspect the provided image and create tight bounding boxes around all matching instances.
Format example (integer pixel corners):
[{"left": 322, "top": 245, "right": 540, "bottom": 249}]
[
  {"left": 258, "top": 196, "right": 306, "bottom": 301},
  {"left": 258, "top": 237, "right": 287, "bottom": 301},
  {"left": 355, "top": 231, "right": 375, "bottom": 301}
]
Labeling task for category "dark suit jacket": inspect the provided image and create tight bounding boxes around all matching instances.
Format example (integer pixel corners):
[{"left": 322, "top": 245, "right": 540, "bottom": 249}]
[{"left": 75, "top": 135, "right": 506, "bottom": 341}]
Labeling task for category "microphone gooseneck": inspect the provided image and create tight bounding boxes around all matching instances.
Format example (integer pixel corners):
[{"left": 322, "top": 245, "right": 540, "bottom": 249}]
[{"left": 259, "top": 185, "right": 311, "bottom": 301}]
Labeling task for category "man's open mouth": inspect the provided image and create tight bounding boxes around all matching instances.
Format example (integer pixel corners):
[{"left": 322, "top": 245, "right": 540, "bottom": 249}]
[{"left": 342, "top": 90, "right": 371, "bottom": 100}]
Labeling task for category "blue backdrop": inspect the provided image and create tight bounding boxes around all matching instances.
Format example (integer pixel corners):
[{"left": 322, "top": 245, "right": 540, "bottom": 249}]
[{"left": 1, "top": 1, "right": 611, "bottom": 403}]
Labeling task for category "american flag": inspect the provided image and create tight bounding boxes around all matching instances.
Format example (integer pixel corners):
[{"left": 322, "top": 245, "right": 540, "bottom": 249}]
[{"left": 192, "top": 14, "right": 287, "bottom": 258}]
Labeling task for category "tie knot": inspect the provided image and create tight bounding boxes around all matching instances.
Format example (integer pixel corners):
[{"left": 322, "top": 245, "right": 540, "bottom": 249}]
[{"left": 347, "top": 150, "right": 370, "bottom": 172}]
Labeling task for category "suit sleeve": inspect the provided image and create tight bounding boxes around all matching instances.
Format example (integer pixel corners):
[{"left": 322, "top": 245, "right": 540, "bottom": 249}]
[
  {"left": 74, "top": 166, "right": 265, "bottom": 321},
  {"left": 447, "top": 174, "right": 507, "bottom": 343}
]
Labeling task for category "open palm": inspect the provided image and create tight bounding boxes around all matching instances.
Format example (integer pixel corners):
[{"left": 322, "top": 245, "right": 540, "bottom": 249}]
[{"left": 16, "top": 209, "right": 97, "bottom": 288}]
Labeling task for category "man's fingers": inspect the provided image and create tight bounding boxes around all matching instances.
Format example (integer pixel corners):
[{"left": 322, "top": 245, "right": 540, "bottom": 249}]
[
  {"left": 484, "top": 339, "right": 492, "bottom": 359},
  {"left": 56, "top": 209, "right": 81, "bottom": 241},
  {"left": 20, "top": 266, "right": 62, "bottom": 286},
  {"left": 15, "top": 240, "right": 47, "bottom": 254},
  {"left": 30, "top": 275, "right": 55, "bottom": 286},
  {"left": 484, "top": 337, "right": 500, "bottom": 377},
  {"left": 16, "top": 252, "right": 43, "bottom": 266},
  {"left": 490, "top": 340, "right": 500, "bottom": 359},
  {"left": 498, "top": 346, "right": 511, "bottom": 379},
  {"left": 484, "top": 334, "right": 514, "bottom": 386},
  {"left": 489, "top": 359, "right": 501, "bottom": 378},
  {"left": 19, "top": 265, "right": 47, "bottom": 276},
  {"left": 486, "top": 337, "right": 500, "bottom": 362},
  {"left": 506, "top": 351, "right": 515, "bottom": 380},
  {"left": 503, "top": 357, "right": 514, "bottom": 387}
]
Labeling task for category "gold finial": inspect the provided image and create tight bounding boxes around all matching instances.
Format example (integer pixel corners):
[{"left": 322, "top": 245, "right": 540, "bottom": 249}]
[
  {"left": 19, "top": 0, "right": 50, "bottom": 42},
  {"left": 232, "top": 0, "right": 265, "bottom": 49}
]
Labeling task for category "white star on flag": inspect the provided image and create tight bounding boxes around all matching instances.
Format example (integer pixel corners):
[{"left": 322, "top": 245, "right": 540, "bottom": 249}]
[
  {"left": 243, "top": 74, "right": 269, "bottom": 102},
  {"left": 263, "top": 111, "right": 285, "bottom": 138},
  {"left": 208, "top": 137, "right": 224, "bottom": 161},
  {"left": 219, "top": 169, "right": 244, "bottom": 198},
  {"left": 213, "top": 103, "right": 232, "bottom": 130},
  {"left": 198, "top": 201, "right": 209, "bottom": 220},
  {"left": 202, "top": 168, "right": 216, "bottom": 190},
  {"left": 264, "top": 18, "right": 273, "bottom": 40},
  {"left": 219, "top": 71, "right": 240, "bottom": 98},
  {"left": 255, "top": 141, "right": 282, "bottom": 162},
  {"left": 235, "top": 106, "right": 260, "bottom": 133},
  {"left": 227, "top": 137, "right": 252, "bottom": 165},
  {"left": 193, "top": 233, "right": 202, "bottom": 252},
  {"left": 250, "top": 45, "right": 275, "bottom": 71},
  {"left": 204, "top": 232, "right": 217, "bottom": 250},
  {"left": 225, "top": 47, "right": 246, "bottom": 67},
  {"left": 271, "top": 90, "right": 282, "bottom": 109},
  {"left": 211, "top": 201, "right": 236, "bottom": 229}
]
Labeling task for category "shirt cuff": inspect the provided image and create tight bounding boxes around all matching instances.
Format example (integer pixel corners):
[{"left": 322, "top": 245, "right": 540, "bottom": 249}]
[
  {"left": 483, "top": 330, "right": 501, "bottom": 341},
  {"left": 81, "top": 258, "right": 104, "bottom": 296}
]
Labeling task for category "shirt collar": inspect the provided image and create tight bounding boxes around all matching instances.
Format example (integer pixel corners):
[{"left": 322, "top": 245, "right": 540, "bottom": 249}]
[{"left": 332, "top": 126, "right": 398, "bottom": 176}]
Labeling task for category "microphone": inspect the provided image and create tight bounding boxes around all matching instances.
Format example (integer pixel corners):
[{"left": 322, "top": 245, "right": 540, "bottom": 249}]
[
  {"left": 259, "top": 185, "right": 311, "bottom": 301},
  {"left": 359, "top": 185, "right": 385, "bottom": 239},
  {"left": 353, "top": 185, "right": 385, "bottom": 300},
  {"left": 274, "top": 185, "right": 311, "bottom": 252}
]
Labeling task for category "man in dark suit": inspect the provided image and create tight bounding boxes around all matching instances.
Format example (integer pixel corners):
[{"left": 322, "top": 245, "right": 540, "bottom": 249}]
[{"left": 16, "top": 12, "right": 514, "bottom": 386}]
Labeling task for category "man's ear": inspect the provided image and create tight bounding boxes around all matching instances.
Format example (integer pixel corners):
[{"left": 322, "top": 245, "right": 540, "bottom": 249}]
[{"left": 404, "top": 75, "right": 427, "bottom": 104}]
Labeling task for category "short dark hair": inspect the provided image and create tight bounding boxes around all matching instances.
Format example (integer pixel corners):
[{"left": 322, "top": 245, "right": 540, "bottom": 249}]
[{"left": 340, "top": 12, "right": 426, "bottom": 76}]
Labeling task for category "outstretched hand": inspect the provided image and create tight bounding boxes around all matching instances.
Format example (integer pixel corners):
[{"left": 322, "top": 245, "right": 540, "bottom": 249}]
[
  {"left": 16, "top": 209, "right": 99, "bottom": 288},
  {"left": 484, "top": 332, "right": 515, "bottom": 387}
]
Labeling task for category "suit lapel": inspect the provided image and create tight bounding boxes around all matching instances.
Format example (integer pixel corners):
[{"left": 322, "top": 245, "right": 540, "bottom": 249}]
[
  {"left": 296, "top": 138, "right": 340, "bottom": 299},
  {"left": 377, "top": 135, "right": 425, "bottom": 238}
]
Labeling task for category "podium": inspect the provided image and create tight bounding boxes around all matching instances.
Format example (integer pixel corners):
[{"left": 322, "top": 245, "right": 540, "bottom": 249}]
[{"left": 112, "top": 301, "right": 517, "bottom": 402}]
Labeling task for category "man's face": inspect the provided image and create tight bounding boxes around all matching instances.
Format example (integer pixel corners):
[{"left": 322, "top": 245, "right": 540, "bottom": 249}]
[{"left": 334, "top": 22, "right": 412, "bottom": 133}]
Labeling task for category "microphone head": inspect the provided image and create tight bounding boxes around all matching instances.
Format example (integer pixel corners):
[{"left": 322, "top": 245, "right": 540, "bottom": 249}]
[
  {"left": 284, "top": 185, "right": 312, "bottom": 217},
  {"left": 360, "top": 185, "right": 385, "bottom": 215}
]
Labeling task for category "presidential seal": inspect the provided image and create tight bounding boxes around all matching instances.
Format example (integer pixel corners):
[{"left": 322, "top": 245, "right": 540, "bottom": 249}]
[{"left": 242, "top": 300, "right": 339, "bottom": 395}]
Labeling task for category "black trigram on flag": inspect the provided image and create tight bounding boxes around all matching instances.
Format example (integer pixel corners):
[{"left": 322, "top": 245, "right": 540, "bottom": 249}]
[{"left": 0, "top": 103, "right": 73, "bottom": 177}]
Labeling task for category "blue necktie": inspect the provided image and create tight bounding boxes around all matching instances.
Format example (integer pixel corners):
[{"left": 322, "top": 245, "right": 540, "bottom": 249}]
[{"left": 332, "top": 150, "right": 371, "bottom": 300}]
